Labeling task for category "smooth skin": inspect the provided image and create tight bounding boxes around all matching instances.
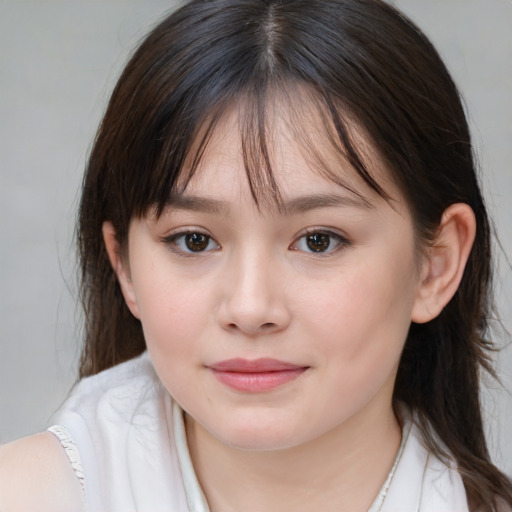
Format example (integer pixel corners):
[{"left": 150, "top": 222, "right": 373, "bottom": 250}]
[
  {"left": 0, "top": 432, "right": 84, "bottom": 511},
  {"left": 0, "top": 110, "right": 475, "bottom": 512},
  {"left": 105, "top": 111, "right": 475, "bottom": 512}
]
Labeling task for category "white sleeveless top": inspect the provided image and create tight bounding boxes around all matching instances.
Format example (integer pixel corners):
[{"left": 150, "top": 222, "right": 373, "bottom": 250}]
[{"left": 48, "top": 352, "right": 469, "bottom": 512}]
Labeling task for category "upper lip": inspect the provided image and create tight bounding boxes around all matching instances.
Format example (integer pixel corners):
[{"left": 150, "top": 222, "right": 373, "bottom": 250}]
[{"left": 208, "top": 358, "right": 307, "bottom": 373}]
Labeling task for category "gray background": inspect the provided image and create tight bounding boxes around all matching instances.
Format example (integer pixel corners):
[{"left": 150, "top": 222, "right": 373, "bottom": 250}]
[{"left": 1, "top": 0, "right": 511, "bottom": 476}]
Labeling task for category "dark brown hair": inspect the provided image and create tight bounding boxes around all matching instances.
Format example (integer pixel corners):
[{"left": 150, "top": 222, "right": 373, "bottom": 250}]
[{"left": 77, "top": 0, "right": 512, "bottom": 508}]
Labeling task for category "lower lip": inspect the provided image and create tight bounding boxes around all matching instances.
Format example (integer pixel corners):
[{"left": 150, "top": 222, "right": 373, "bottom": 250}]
[{"left": 210, "top": 368, "right": 307, "bottom": 392}]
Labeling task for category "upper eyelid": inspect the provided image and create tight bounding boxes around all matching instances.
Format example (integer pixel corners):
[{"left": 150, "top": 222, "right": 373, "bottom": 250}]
[
  {"left": 296, "top": 226, "right": 350, "bottom": 241},
  {"left": 160, "top": 229, "right": 218, "bottom": 246},
  {"left": 160, "top": 226, "right": 350, "bottom": 241},
  {"left": 161, "top": 226, "right": 212, "bottom": 240},
  {"left": 160, "top": 225, "right": 348, "bottom": 236}
]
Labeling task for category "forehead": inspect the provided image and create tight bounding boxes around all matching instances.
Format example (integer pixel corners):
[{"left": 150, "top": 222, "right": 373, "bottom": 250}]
[{"left": 176, "top": 93, "right": 400, "bottom": 211}]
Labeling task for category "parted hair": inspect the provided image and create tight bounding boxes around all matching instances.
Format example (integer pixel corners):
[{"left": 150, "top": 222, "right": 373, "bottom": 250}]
[{"left": 77, "top": 0, "right": 512, "bottom": 509}]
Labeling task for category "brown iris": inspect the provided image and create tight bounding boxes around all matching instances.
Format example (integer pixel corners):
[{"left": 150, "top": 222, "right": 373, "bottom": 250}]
[
  {"left": 185, "top": 233, "right": 210, "bottom": 252},
  {"left": 306, "top": 233, "right": 331, "bottom": 252}
]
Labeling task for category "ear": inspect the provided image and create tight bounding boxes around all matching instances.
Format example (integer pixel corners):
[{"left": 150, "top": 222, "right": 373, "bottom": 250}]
[
  {"left": 411, "top": 203, "right": 476, "bottom": 323},
  {"left": 102, "top": 221, "right": 141, "bottom": 319}
]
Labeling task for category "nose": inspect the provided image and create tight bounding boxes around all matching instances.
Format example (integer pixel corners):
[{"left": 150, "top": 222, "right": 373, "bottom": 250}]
[{"left": 217, "top": 250, "right": 292, "bottom": 337}]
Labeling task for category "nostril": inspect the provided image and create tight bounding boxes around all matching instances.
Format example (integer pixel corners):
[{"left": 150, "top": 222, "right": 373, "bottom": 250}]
[{"left": 225, "top": 321, "right": 278, "bottom": 334}]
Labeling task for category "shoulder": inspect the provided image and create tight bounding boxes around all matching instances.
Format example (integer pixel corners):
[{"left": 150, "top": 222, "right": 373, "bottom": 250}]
[
  {"left": 63, "top": 351, "right": 158, "bottom": 411},
  {"left": 46, "top": 353, "right": 183, "bottom": 509},
  {"left": 0, "top": 432, "right": 84, "bottom": 512},
  {"left": 54, "top": 352, "right": 163, "bottom": 440},
  {"left": 382, "top": 405, "right": 469, "bottom": 511}
]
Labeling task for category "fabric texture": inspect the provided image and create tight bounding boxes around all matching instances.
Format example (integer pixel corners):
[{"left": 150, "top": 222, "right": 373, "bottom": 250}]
[
  {"left": 47, "top": 424, "right": 87, "bottom": 498},
  {"left": 48, "top": 351, "right": 469, "bottom": 512}
]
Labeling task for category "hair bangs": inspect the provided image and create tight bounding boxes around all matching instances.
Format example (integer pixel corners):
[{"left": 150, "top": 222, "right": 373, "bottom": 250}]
[{"left": 147, "top": 80, "right": 393, "bottom": 219}]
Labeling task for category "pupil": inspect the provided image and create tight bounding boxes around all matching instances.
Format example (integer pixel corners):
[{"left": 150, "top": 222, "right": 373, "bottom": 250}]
[
  {"left": 185, "top": 233, "right": 209, "bottom": 251},
  {"left": 306, "top": 233, "right": 330, "bottom": 252}
]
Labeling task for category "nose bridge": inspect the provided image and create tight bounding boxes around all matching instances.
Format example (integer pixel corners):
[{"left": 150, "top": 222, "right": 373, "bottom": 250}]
[
  {"left": 236, "top": 245, "right": 274, "bottom": 303},
  {"left": 218, "top": 243, "right": 290, "bottom": 335}
]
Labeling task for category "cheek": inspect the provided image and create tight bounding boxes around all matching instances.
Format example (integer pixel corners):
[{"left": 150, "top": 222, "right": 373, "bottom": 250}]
[
  {"left": 304, "top": 252, "right": 418, "bottom": 369},
  {"left": 133, "top": 273, "right": 210, "bottom": 403},
  {"left": 129, "top": 257, "right": 212, "bottom": 355}
]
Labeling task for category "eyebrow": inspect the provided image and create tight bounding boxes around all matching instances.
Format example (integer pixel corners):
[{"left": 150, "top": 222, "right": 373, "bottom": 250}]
[
  {"left": 281, "top": 193, "right": 373, "bottom": 214},
  {"left": 165, "top": 194, "right": 230, "bottom": 215},
  {"left": 165, "top": 192, "right": 373, "bottom": 215}
]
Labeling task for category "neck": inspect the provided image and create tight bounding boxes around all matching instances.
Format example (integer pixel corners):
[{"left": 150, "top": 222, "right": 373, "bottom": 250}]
[{"left": 186, "top": 398, "right": 402, "bottom": 512}]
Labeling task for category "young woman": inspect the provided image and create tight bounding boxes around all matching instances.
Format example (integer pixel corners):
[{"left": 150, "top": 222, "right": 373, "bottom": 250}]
[{"left": 1, "top": 0, "right": 511, "bottom": 510}]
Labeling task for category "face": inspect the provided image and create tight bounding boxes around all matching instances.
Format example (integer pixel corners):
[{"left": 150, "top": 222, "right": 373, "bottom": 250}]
[{"left": 114, "top": 110, "right": 428, "bottom": 452}]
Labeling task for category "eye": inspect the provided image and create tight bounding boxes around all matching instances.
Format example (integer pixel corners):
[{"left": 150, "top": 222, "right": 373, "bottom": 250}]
[
  {"left": 164, "top": 231, "right": 220, "bottom": 254},
  {"left": 290, "top": 230, "right": 348, "bottom": 254}
]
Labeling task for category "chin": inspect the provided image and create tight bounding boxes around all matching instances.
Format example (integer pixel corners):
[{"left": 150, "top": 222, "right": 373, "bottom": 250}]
[
  {"left": 222, "top": 433, "right": 299, "bottom": 452},
  {"left": 206, "top": 418, "right": 309, "bottom": 452}
]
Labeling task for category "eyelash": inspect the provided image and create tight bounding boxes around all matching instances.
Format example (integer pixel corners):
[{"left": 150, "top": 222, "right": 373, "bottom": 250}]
[
  {"left": 161, "top": 229, "right": 220, "bottom": 256},
  {"left": 289, "top": 229, "right": 350, "bottom": 256},
  {"left": 161, "top": 228, "right": 351, "bottom": 257}
]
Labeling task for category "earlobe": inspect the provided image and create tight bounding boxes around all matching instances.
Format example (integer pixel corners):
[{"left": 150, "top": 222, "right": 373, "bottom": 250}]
[
  {"left": 102, "top": 221, "right": 141, "bottom": 319},
  {"left": 411, "top": 203, "right": 476, "bottom": 324}
]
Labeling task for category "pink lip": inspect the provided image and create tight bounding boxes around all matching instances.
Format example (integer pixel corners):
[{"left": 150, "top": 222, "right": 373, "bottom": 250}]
[{"left": 208, "top": 358, "right": 308, "bottom": 392}]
